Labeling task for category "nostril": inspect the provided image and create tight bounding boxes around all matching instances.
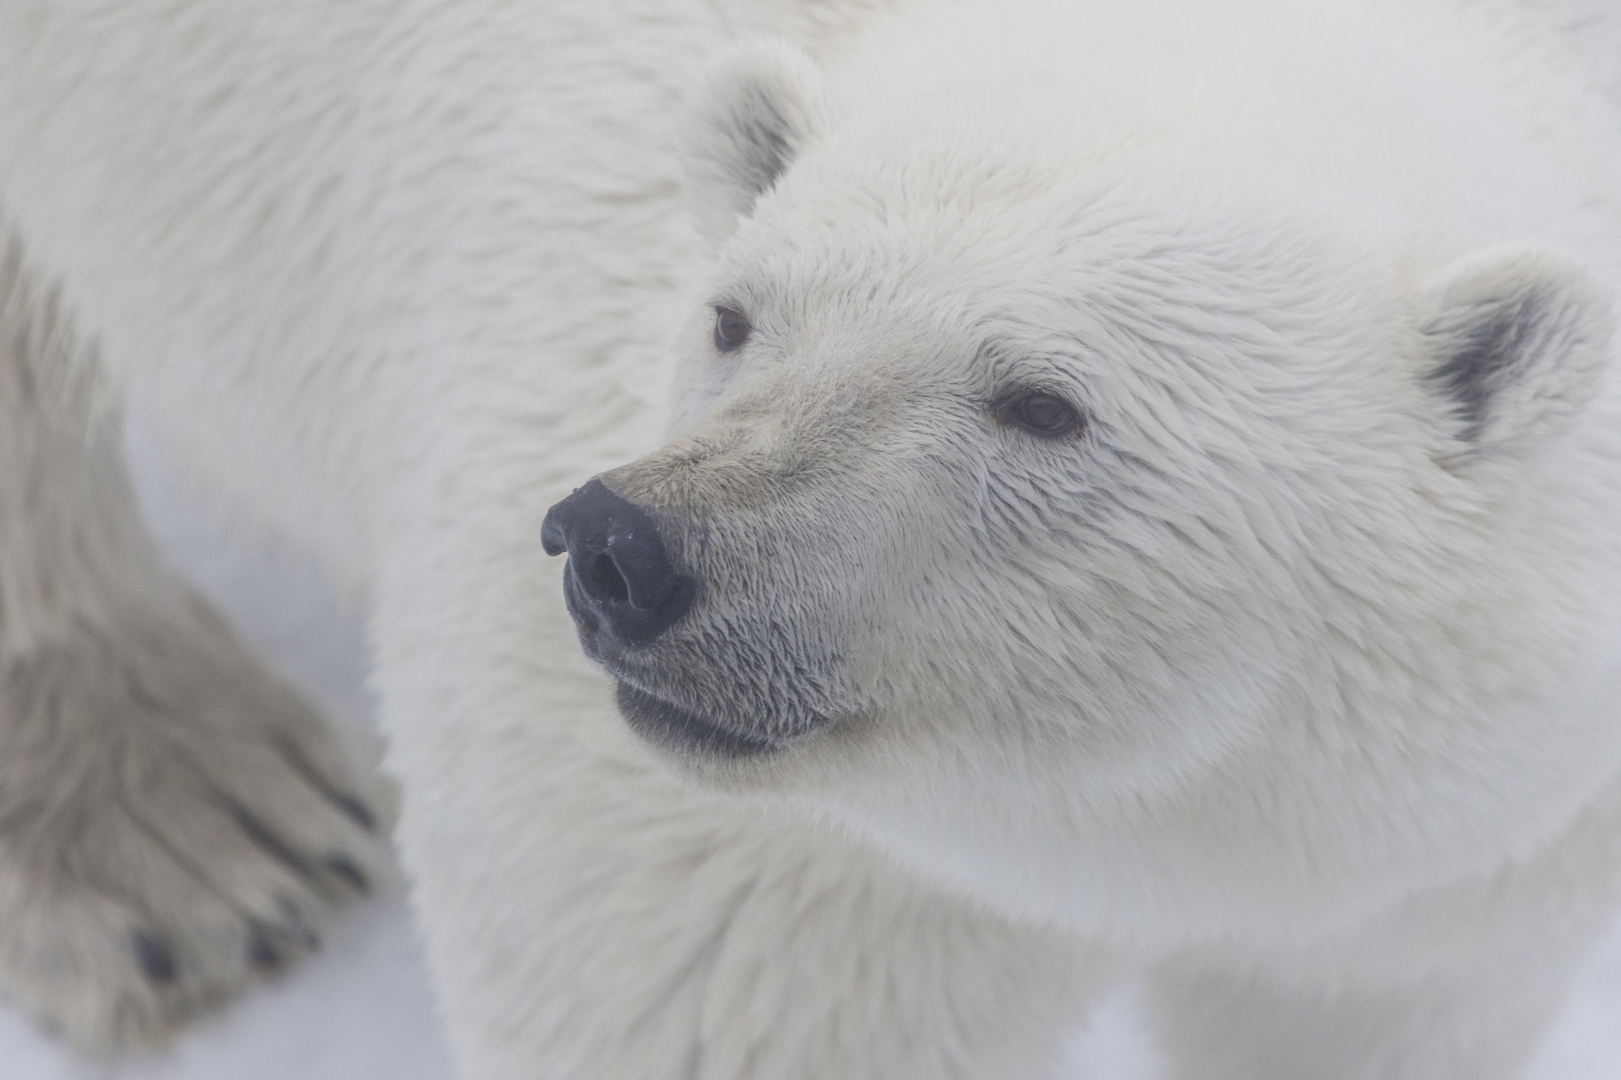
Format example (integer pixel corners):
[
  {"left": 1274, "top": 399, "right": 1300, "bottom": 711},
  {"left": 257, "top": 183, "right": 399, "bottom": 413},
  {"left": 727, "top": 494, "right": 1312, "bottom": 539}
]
[{"left": 589, "top": 552, "right": 630, "bottom": 603}]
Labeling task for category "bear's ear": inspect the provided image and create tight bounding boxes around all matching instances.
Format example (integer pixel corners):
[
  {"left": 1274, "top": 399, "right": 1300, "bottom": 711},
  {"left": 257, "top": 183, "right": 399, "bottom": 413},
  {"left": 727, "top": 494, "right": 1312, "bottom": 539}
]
[
  {"left": 680, "top": 39, "right": 833, "bottom": 247},
  {"left": 1420, "top": 247, "right": 1612, "bottom": 459}
]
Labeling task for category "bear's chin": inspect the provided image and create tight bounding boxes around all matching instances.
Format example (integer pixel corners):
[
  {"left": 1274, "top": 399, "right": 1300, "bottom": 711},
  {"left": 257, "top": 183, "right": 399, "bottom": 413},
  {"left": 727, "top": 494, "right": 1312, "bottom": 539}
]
[{"left": 613, "top": 680, "right": 782, "bottom": 759}]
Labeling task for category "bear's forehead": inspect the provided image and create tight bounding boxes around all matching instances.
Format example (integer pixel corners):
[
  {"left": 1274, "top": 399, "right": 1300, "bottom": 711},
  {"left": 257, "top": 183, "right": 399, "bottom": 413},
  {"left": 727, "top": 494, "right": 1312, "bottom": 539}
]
[
  {"left": 721, "top": 183, "right": 1382, "bottom": 365},
  {"left": 724, "top": 124, "right": 1402, "bottom": 324}
]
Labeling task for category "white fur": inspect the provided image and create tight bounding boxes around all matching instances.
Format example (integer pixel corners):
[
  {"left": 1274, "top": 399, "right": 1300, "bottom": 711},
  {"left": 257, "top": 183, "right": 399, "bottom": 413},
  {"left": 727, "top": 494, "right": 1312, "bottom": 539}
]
[{"left": 2, "top": 1, "right": 1620, "bottom": 1077}]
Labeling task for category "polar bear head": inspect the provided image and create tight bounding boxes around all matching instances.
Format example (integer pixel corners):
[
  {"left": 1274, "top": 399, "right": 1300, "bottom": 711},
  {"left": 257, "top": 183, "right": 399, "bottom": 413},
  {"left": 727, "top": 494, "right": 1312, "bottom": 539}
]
[{"left": 543, "top": 39, "right": 1620, "bottom": 935}]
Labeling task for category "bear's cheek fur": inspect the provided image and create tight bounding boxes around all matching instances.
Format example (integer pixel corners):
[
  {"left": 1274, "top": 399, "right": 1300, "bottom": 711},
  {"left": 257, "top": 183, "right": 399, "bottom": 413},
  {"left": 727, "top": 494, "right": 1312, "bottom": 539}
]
[{"left": 601, "top": 379, "right": 1295, "bottom": 806}]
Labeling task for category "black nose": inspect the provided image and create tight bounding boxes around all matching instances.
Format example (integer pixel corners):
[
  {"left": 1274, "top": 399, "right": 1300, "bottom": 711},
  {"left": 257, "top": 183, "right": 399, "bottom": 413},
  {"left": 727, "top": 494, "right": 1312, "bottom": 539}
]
[{"left": 541, "top": 479, "right": 697, "bottom": 647}]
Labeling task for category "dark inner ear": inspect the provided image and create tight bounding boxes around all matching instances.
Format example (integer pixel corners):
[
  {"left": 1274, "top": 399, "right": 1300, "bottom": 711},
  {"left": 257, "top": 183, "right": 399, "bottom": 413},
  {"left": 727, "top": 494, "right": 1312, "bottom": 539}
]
[
  {"left": 723, "top": 85, "right": 799, "bottom": 202},
  {"left": 1417, "top": 248, "right": 1610, "bottom": 458},
  {"left": 682, "top": 41, "right": 831, "bottom": 245},
  {"left": 1426, "top": 289, "right": 1545, "bottom": 440}
]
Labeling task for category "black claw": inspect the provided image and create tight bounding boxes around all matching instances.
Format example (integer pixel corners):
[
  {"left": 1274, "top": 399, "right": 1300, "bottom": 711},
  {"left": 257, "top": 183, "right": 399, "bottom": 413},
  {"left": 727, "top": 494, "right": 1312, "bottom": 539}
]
[
  {"left": 331, "top": 793, "right": 376, "bottom": 832},
  {"left": 248, "top": 929, "right": 282, "bottom": 971},
  {"left": 325, "top": 854, "right": 370, "bottom": 896},
  {"left": 133, "top": 931, "right": 176, "bottom": 984},
  {"left": 231, "top": 804, "right": 307, "bottom": 872},
  {"left": 276, "top": 896, "right": 321, "bottom": 950}
]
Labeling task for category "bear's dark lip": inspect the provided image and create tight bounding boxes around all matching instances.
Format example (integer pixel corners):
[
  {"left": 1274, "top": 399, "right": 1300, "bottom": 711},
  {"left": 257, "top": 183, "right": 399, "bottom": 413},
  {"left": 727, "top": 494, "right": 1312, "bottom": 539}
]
[{"left": 612, "top": 679, "right": 780, "bottom": 759}]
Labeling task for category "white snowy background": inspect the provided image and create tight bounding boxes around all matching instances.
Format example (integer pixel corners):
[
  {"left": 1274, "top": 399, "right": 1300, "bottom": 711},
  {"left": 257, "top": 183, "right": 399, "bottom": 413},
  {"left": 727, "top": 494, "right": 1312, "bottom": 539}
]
[{"left": 0, "top": 428, "right": 1614, "bottom": 1079}]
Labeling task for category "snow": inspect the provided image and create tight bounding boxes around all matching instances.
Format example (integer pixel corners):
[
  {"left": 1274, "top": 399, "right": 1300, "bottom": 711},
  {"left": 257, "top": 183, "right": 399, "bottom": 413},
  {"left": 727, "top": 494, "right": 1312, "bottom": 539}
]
[{"left": 0, "top": 436, "right": 1611, "bottom": 1079}]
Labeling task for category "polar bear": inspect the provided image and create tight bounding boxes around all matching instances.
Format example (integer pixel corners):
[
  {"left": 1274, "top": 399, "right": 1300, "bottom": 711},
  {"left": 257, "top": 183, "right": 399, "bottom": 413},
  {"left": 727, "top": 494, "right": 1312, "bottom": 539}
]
[{"left": 4, "top": 0, "right": 1621, "bottom": 1077}]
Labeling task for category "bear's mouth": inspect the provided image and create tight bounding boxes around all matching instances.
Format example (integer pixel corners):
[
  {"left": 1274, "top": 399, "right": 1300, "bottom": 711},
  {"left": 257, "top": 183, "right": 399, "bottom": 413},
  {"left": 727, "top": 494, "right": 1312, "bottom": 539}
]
[{"left": 612, "top": 680, "right": 781, "bottom": 758}]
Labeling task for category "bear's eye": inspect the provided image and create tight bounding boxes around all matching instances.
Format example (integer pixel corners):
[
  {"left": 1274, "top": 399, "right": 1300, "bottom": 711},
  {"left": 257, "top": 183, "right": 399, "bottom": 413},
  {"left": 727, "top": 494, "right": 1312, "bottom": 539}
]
[
  {"left": 713, "top": 307, "right": 752, "bottom": 352},
  {"left": 1001, "top": 390, "right": 1083, "bottom": 437}
]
